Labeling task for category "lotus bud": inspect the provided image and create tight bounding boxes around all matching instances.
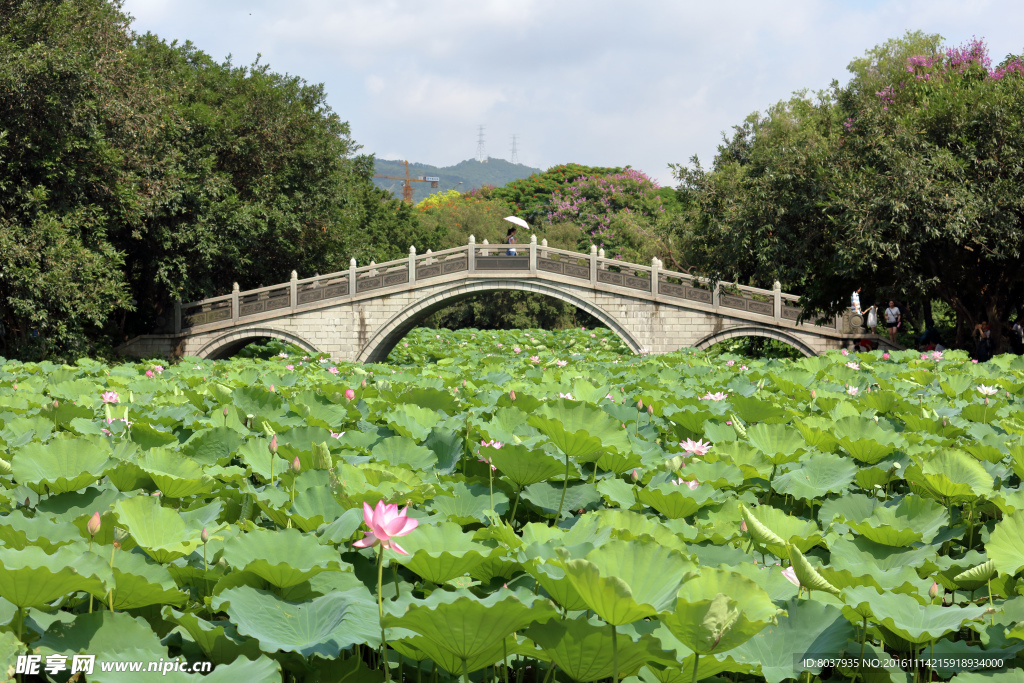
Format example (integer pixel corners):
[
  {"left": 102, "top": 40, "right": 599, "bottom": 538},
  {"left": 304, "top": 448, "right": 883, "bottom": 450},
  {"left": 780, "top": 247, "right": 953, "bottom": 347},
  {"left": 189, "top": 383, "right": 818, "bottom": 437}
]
[
  {"left": 631, "top": 469, "right": 638, "bottom": 481},
  {"left": 985, "top": 397, "right": 990, "bottom": 406},
  {"left": 929, "top": 581, "right": 939, "bottom": 599},
  {"left": 292, "top": 456, "right": 301, "bottom": 473},
  {"left": 269, "top": 384, "right": 275, "bottom": 393},
  {"left": 201, "top": 527, "right": 209, "bottom": 544},
  {"left": 223, "top": 407, "right": 229, "bottom": 416},
  {"left": 361, "top": 379, "right": 367, "bottom": 388},
  {"left": 741, "top": 520, "right": 748, "bottom": 533},
  {"left": 53, "top": 399, "right": 59, "bottom": 408},
  {"left": 893, "top": 462, "right": 901, "bottom": 469},
  {"left": 12, "top": 383, "right": 16, "bottom": 390},
  {"left": 87, "top": 512, "right": 102, "bottom": 538},
  {"left": 24, "top": 497, "right": 30, "bottom": 508},
  {"left": 344, "top": 388, "right": 355, "bottom": 400},
  {"left": 810, "top": 389, "right": 816, "bottom": 399},
  {"left": 637, "top": 399, "right": 644, "bottom": 410},
  {"left": 269, "top": 434, "right": 278, "bottom": 454}
]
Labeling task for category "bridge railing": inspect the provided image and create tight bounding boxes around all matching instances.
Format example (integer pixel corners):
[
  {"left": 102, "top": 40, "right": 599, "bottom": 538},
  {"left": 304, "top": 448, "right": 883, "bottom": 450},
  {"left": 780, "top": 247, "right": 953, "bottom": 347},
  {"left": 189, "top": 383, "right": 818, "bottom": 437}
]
[{"left": 175, "top": 235, "right": 835, "bottom": 333}]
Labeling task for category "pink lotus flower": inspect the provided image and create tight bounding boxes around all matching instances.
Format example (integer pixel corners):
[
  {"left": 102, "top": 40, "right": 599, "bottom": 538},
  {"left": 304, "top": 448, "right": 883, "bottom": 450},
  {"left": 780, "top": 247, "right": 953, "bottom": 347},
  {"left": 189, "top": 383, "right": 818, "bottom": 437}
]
[
  {"left": 781, "top": 566, "right": 800, "bottom": 587},
  {"left": 286, "top": 364, "right": 294, "bottom": 370},
  {"left": 556, "top": 360, "right": 568, "bottom": 367},
  {"left": 145, "top": 370, "right": 154, "bottom": 378},
  {"left": 920, "top": 354, "right": 928, "bottom": 360},
  {"left": 330, "top": 431, "right": 345, "bottom": 438},
  {"left": 480, "top": 439, "right": 503, "bottom": 449},
  {"left": 328, "top": 367, "right": 339, "bottom": 375},
  {"left": 727, "top": 360, "right": 735, "bottom": 366},
  {"left": 513, "top": 347, "right": 521, "bottom": 354},
  {"left": 701, "top": 392, "right": 728, "bottom": 401},
  {"left": 672, "top": 478, "right": 700, "bottom": 490},
  {"left": 278, "top": 353, "right": 289, "bottom": 358},
  {"left": 679, "top": 438, "right": 712, "bottom": 456},
  {"left": 973, "top": 359, "right": 979, "bottom": 363},
  {"left": 87, "top": 512, "right": 101, "bottom": 537},
  {"left": 841, "top": 350, "right": 850, "bottom": 356},
  {"left": 931, "top": 351, "right": 943, "bottom": 360},
  {"left": 559, "top": 392, "right": 575, "bottom": 400},
  {"left": 846, "top": 386, "right": 859, "bottom": 396},
  {"left": 739, "top": 365, "right": 748, "bottom": 371},
  {"left": 101, "top": 391, "right": 119, "bottom": 404},
  {"left": 530, "top": 356, "right": 540, "bottom": 363},
  {"left": 154, "top": 365, "right": 164, "bottom": 373},
  {"left": 101, "top": 428, "right": 112, "bottom": 436},
  {"left": 344, "top": 388, "right": 355, "bottom": 400},
  {"left": 882, "top": 353, "right": 890, "bottom": 360},
  {"left": 352, "top": 501, "right": 419, "bottom": 555},
  {"left": 605, "top": 394, "right": 614, "bottom": 401},
  {"left": 846, "top": 362, "right": 860, "bottom": 370}
]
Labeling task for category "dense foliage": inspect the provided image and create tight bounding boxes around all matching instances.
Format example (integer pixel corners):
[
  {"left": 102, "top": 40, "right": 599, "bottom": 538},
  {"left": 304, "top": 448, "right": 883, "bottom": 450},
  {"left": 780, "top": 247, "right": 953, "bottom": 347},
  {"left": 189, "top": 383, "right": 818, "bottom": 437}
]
[
  {"left": 676, "top": 33, "right": 1024, "bottom": 349},
  {"left": 0, "top": 331, "right": 1023, "bottom": 681},
  {"left": 0, "top": 0, "right": 424, "bottom": 361}
]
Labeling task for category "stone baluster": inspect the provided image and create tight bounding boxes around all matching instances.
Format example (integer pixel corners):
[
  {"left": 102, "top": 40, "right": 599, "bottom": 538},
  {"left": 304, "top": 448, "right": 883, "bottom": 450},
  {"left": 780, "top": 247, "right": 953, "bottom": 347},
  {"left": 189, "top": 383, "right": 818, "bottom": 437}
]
[
  {"left": 290, "top": 270, "right": 298, "bottom": 309},
  {"left": 349, "top": 258, "right": 356, "bottom": 295},
  {"left": 651, "top": 257, "right": 660, "bottom": 297},
  {"left": 409, "top": 245, "right": 417, "bottom": 285},
  {"left": 589, "top": 245, "right": 598, "bottom": 285},
  {"left": 773, "top": 280, "right": 782, "bottom": 321},
  {"left": 231, "top": 282, "right": 239, "bottom": 322},
  {"left": 529, "top": 234, "right": 537, "bottom": 274},
  {"left": 541, "top": 238, "right": 548, "bottom": 259},
  {"left": 468, "top": 235, "right": 476, "bottom": 271}
]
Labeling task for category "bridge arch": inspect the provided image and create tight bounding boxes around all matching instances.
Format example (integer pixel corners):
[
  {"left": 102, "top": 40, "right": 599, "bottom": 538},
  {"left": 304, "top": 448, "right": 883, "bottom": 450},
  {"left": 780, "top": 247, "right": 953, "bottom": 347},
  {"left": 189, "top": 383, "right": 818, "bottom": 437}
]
[
  {"left": 195, "top": 327, "right": 321, "bottom": 360},
  {"left": 357, "top": 281, "right": 644, "bottom": 363},
  {"left": 693, "top": 325, "right": 817, "bottom": 357}
]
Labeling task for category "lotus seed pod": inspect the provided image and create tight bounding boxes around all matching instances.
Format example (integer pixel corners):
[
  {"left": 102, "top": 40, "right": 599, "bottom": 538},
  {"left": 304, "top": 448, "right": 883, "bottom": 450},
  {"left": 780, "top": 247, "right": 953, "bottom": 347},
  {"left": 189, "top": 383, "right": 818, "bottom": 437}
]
[
  {"left": 113, "top": 527, "right": 129, "bottom": 545},
  {"left": 201, "top": 527, "right": 209, "bottom": 544},
  {"left": 112, "top": 540, "right": 121, "bottom": 550},
  {"left": 87, "top": 511, "right": 102, "bottom": 537},
  {"left": 292, "top": 456, "right": 301, "bottom": 473},
  {"left": 0, "top": 457, "right": 11, "bottom": 476}
]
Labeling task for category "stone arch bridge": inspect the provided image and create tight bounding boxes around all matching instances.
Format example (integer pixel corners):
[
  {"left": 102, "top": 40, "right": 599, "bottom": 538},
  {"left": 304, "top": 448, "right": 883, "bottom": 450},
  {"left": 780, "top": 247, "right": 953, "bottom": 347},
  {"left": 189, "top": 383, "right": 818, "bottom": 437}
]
[{"left": 120, "top": 237, "right": 881, "bottom": 362}]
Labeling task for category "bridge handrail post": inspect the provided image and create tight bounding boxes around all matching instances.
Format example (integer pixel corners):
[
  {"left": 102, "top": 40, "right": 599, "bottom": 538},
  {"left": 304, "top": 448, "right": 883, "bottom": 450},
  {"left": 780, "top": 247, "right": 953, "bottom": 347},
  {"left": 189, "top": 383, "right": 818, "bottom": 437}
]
[
  {"left": 712, "top": 281, "right": 721, "bottom": 309},
  {"left": 174, "top": 299, "right": 181, "bottom": 334},
  {"left": 773, "top": 280, "right": 782, "bottom": 321},
  {"left": 231, "top": 283, "right": 239, "bottom": 322},
  {"left": 651, "top": 258, "right": 660, "bottom": 298},
  {"left": 468, "top": 235, "right": 476, "bottom": 272},
  {"left": 529, "top": 234, "right": 537, "bottom": 275},
  {"left": 290, "top": 271, "right": 298, "bottom": 310},
  {"left": 409, "top": 246, "right": 417, "bottom": 285},
  {"left": 348, "top": 258, "right": 356, "bottom": 296},
  {"left": 589, "top": 245, "right": 598, "bottom": 285}
]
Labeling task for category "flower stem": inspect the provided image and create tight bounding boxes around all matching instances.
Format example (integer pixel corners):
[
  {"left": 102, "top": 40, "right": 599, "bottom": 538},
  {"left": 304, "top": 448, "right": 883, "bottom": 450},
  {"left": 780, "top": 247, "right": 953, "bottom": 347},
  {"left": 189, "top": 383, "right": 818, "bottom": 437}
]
[
  {"left": 691, "top": 654, "right": 700, "bottom": 683},
  {"left": 378, "top": 545, "right": 390, "bottom": 683},
  {"left": 612, "top": 624, "right": 619, "bottom": 683},
  {"left": 554, "top": 452, "right": 570, "bottom": 523}
]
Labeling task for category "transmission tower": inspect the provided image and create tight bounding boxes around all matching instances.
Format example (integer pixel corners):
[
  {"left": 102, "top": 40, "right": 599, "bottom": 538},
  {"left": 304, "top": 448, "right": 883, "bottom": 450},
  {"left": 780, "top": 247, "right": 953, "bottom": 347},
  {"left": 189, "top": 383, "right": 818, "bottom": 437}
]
[
  {"left": 476, "top": 125, "right": 487, "bottom": 162},
  {"left": 510, "top": 134, "right": 520, "bottom": 164}
]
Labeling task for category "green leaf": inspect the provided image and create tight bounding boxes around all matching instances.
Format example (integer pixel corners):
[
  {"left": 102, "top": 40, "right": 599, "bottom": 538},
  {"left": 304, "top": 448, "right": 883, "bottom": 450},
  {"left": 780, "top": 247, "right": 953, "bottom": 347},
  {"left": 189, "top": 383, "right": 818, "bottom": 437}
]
[
  {"left": 371, "top": 436, "right": 438, "bottom": 470},
  {"left": 392, "top": 522, "right": 494, "bottom": 584},
  {"left": 771, "top": 452, "right": 858, "bottom": 500},
  {"left": 842, "top": 586, "right": 989, "bottom": 644},
  {"left": 527, "top": 616, "right": 670, "bottom": 682},
  {"left": 114, "top": 496, "right": 202, "bottom": 563},
  {"left": 222, "top": 528, "right": 347, "bottom": 588},
  {"left": 137, "top": 447, "right": 215, "bottom": 498},
  {"left": 213, "top": 585, "right": 379, "bottom": 657},
  {"left": 661, "top": 568, "right": 779, "bottom": 654},
  {"left": 561, "top": 540, "right": 696, "bottom": 625},
  {"left": 988, "top": 511, "right": 1024, "bottom": 577},
  {"left": 487, "top": 443, "right": 566, "bottom": 489},
  {"left": 0, "top": 544, "right": 108, "bottom": 607},
  {"left": 12, "top": 437, "right": 112, "bottom": 494}
]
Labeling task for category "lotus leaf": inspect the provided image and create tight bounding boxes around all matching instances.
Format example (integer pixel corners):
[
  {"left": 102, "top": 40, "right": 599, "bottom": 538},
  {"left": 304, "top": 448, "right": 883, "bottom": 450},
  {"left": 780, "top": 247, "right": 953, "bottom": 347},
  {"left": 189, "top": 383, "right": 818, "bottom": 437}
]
[
  {"left": 661, "top": 568, "right": 779, "bottom": 654},
  {"left": 745, "top": 423, "right": 807, "bottom": 462},
  {"left": 771, "top": 451, "right": 858, "bottom": 500},
  {"left": 12, "top": 436, "right": 112, "bottom": 494},
  {"left": 730, "top": 598, "right": 856, "bottom": 683},
  {"left": 381, "top": 589, "right": 558, "bottom": 671},
  {"left": 487, "top": 443, "right": 567, "bottom": 488},
  {"left": 0, "top": 510, "right": 83, "bottom": 551},
  {"left": 842, "top": 495, "right": 948, "bottom": 546},
  {"left": 34, "top": 611, "right": 167, "bottom": 659},
  {"left": 213, "top": 585, "right": 379, "bottom": 657},
  {"left": 432, "top": 481, "right": 508, "bottom": 523},
  {"left": 137, "top": 448, "right": 215, "bottom": 498},
  {"left": 908, "top": 450, "right": 994, "bottom": 500},
  {"left": 842, "top": 586, "right": 989, "bottom": 644},
  {"left": 522, "top": 481, "right": 599, "bottom": 518},
  {"left": 527, "top": 616, "right": 671, "bottom": 682},
  {"left": 162, "top": 607, "right": 265, "bottom": 664},
  {"left": 638, "top": 482, "right": 716, "bottom": 519},
  {"left": 222, "top": 528, "right": 345, "bottom": 588},
  {"left": 114, "top": 496, "right": 203, "bottom": 563},
  {"left": 787, "top": 544, "right": 840, "bottom": 596},
  {"left": 392, "top": 522, "right": 494, "bottom": 584},
  {"left": 561, "top": 540, "right": 696, "bottom": 625},
  {"left": 988, "top": 511, "right": 1024, "bottom": 577},
  {"left": 0, "top": 544, "right": 109, "bottom": 607}
]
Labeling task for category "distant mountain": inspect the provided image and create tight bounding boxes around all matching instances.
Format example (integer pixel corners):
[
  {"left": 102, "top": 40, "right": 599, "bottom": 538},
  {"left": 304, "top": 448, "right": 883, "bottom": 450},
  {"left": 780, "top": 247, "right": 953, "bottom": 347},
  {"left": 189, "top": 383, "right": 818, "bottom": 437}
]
[{"left": 372, "top": 157, "right": 543, "bottom": 204}]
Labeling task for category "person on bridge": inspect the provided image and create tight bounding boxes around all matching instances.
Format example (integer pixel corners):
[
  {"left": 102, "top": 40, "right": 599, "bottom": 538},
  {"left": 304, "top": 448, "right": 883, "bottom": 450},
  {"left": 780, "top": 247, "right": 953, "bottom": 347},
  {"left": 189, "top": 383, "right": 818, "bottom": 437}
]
[
  {"left": 883, "top": 300, "right": 901, "bottom": 344},
  {"left": 851, "top": 287, "right": 863, "bottom": 315},
  {"left": 505, "top": 226, "right": 518, "bottom": 256}
]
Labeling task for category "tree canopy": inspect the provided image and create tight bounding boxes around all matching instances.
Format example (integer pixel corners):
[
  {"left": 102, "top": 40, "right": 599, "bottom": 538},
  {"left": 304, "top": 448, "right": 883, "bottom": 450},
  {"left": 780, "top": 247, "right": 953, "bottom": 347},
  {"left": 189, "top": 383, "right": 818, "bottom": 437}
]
[
  {"left": 676, "top": 32, "right": 1024, "bottom": 348},
  {"left": 0, "top": 0, "right": 423, "bottom": 360}
]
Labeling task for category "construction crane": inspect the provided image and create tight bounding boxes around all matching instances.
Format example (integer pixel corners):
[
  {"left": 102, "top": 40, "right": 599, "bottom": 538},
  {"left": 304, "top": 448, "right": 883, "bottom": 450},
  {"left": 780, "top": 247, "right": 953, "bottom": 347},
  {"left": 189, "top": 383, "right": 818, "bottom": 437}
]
[{"left": 372, "top": 160, "right": 439, "bottom": 203}]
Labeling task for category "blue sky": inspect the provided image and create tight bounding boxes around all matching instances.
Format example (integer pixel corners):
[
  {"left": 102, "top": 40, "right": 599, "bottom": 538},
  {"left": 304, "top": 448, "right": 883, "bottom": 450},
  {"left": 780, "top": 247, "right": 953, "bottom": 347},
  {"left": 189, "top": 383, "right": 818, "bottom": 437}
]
[{"left": 122, "top": 0, "right": 1023, "bottom": 186}]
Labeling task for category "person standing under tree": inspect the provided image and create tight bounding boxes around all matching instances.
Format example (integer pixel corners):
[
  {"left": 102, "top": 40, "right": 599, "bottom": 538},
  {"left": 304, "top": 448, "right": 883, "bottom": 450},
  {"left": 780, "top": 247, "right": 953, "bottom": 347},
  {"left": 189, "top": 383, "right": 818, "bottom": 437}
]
[
  {"left": 865, "top": 303, "right": 878, "bottom": 335},
  {"left": 883, "top": 300, "right": 901, "bottom": 344},
  {"left": 505, "top": 226, "right": 517, "bottom": 256}
]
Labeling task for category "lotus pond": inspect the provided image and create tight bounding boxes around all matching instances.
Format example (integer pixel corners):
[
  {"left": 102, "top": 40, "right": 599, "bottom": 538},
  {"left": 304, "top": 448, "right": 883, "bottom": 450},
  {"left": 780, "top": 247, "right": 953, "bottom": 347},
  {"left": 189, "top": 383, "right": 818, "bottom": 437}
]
[{"left": 0, "top": 327, "right": 1023, "bottom": 683}]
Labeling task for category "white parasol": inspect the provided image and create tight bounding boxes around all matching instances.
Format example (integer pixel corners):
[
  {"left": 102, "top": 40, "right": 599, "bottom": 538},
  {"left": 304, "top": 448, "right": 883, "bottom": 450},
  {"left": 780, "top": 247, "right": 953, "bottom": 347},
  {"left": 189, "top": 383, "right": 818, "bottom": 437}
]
[{"left": 503, "top": 216, "right": 530, "bottom": 230}]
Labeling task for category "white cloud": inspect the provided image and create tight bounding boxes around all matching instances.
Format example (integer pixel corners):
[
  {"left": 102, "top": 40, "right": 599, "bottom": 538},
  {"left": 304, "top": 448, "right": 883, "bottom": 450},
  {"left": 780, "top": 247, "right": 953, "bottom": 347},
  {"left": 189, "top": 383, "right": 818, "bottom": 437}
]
[{"left": 122, "top": 0, "right": 1024, "bottom": 185}]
